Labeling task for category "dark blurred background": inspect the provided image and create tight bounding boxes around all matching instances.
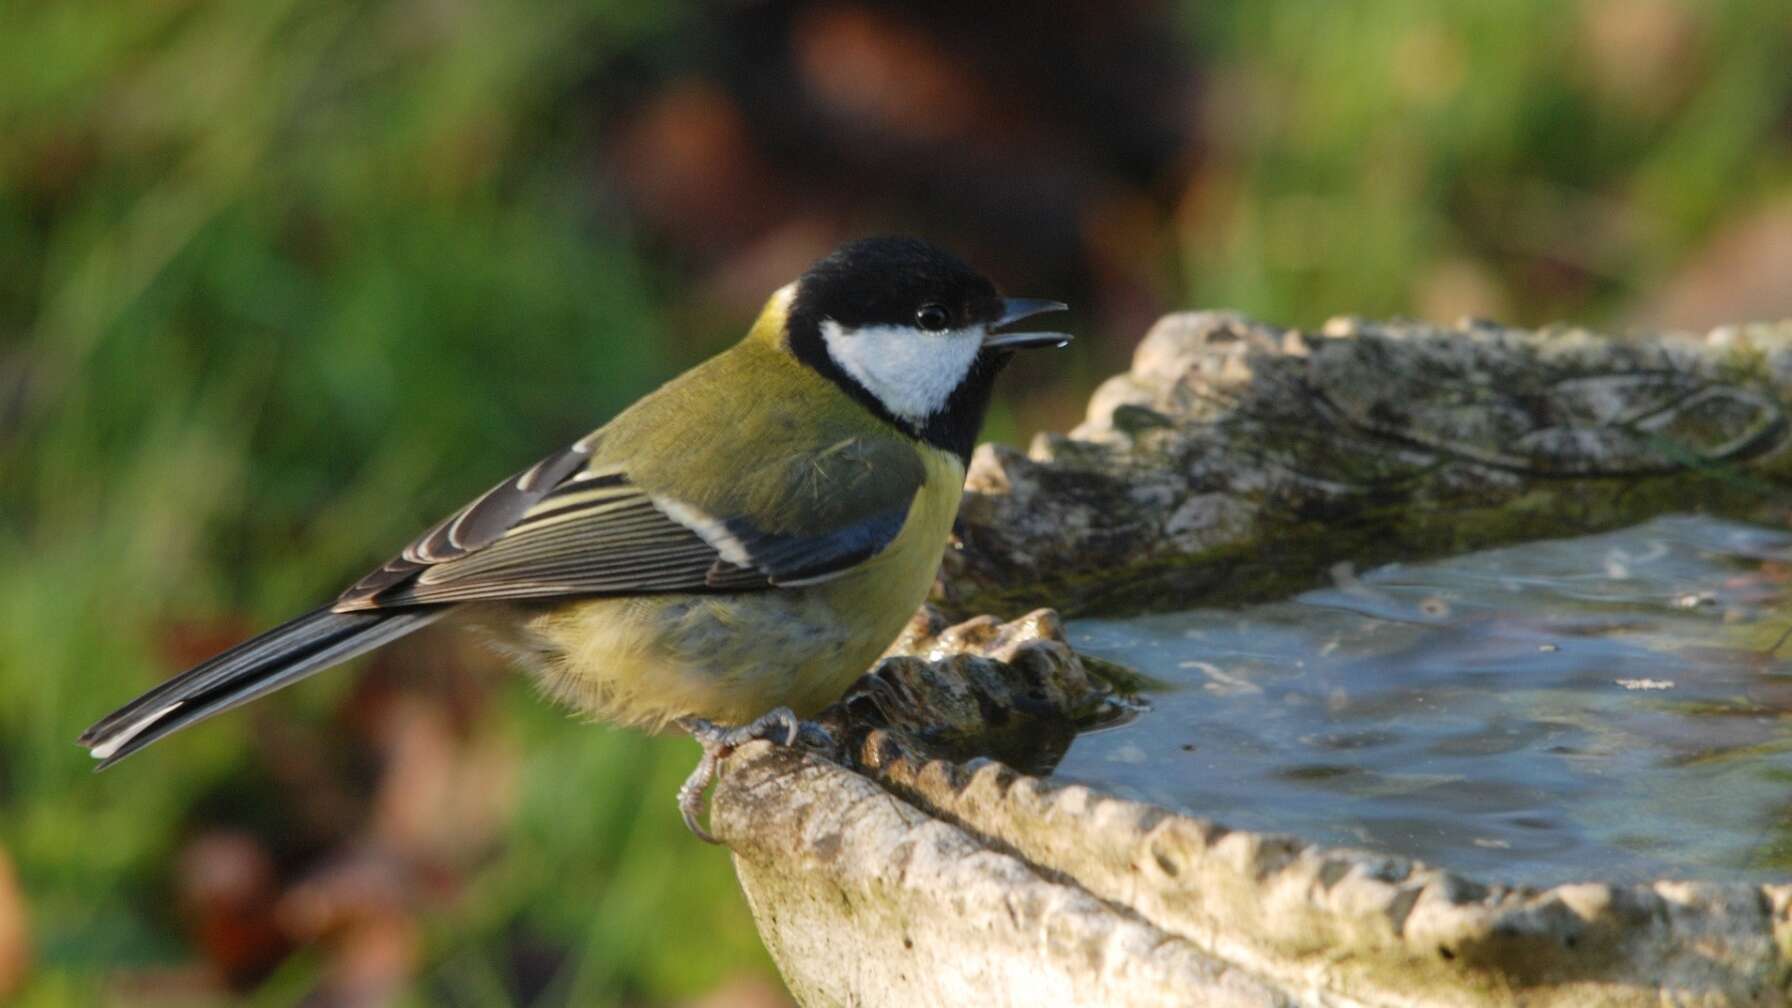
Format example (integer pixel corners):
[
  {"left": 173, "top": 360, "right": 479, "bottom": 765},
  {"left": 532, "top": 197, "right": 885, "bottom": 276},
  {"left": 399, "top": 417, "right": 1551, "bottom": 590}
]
[{"left": 3, "top": 1, "right": 1791, "bottom": 1004}]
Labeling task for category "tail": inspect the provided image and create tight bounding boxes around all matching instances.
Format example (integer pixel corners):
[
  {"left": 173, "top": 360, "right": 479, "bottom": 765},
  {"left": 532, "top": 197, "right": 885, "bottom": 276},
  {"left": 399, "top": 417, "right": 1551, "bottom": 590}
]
[{"left": 78, "top": 605, "right": 445, "bottom": 769}]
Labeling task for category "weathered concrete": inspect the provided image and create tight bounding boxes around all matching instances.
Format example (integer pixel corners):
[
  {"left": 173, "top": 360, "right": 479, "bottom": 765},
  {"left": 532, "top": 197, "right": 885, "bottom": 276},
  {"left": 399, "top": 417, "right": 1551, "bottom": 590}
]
[
  {"left": 943, "top": 313, "right": 1792, "bottom": 617},
  {"left": 714, "top": 314, "right": 1792, "bottom": 1007},
  {"left": 717, "top": 744, "right": 1294, "bottom": 1008}
]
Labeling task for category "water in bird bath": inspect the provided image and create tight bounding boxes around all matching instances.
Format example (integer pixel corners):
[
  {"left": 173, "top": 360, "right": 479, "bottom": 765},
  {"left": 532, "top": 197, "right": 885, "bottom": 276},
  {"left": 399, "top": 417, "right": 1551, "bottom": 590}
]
[{"left": 1063, "top": 515, "right": 1792, "bottom": 886}]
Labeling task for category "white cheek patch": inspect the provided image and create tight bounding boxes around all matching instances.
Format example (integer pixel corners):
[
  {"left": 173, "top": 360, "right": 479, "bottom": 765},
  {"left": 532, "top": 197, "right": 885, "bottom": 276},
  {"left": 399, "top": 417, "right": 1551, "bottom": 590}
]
[{"left": 819, "top": 319, "right": 984, "bottom": 423}]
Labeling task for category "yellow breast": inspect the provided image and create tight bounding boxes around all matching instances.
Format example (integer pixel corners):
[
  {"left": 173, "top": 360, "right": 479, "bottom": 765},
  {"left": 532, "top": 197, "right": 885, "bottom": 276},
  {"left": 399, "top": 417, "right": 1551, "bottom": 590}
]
[{"left": 494, "top": 446, "right": 965, "bottom": 730}]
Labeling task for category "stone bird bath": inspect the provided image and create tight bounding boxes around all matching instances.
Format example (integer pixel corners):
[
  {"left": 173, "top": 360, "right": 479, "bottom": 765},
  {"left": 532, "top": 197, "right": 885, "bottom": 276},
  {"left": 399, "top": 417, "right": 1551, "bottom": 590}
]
[{"left": 711, "top": 313, "right": 1792, "bottom": 1007}]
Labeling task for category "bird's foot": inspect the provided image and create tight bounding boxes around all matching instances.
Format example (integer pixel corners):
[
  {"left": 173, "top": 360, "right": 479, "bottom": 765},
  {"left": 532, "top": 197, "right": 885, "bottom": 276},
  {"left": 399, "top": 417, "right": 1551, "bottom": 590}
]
[{"left": 675, "top": 707, "right": 834, "bottom": 844}]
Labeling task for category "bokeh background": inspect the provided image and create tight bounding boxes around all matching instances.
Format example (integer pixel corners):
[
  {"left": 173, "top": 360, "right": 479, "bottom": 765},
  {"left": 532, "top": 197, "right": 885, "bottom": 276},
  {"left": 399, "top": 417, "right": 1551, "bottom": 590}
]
[{"left": 5, "top": 1, "right": 1792, "bottom": 1004}]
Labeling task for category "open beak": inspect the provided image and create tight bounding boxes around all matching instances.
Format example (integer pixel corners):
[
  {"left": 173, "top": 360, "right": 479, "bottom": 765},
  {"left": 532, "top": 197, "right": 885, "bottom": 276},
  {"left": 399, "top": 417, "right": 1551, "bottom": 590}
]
[{"left": 983, "top": 298, "right": 1072, "bottom": 350}]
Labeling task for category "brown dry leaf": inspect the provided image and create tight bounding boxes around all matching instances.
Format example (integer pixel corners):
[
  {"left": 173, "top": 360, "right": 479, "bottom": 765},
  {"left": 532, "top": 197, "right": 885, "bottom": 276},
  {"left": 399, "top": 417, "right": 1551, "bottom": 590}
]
[
  {"left": 317, "top": 914, "right": 419, "bottom": 1008},
  {"left": 1633, "top": 197, "right": 1792, "bottom": 331},
  {"left": 611, "top": 80, "right": 789, "bottom": 254},
  {"left": 369, "top": 694, "right": 516, "bottom": 874},
  {"left": 702, "top": 218, "right": 839, "bottom": 317},
  {"left": 1576, "top": 0, "right": 1701, "bottom": 116},
  {"left": 277, "top": 847, "right": 419, "bottom": 1008},
  {"left": 177, "top": 830, "right": 288, "bottom": 988},
  {"left": 1415, "top": 258, "right": 1511, "bottom": 325},
  {"left": 155, "top": 616, "right": 256, "bottom": 676},
  {"left": 792, "top": 4, "right": 989, "bottom": 143},
  {"left": 680, "top": 973, "right": 796, "bottom": 1008},
  {"left": 99, "top": 965, "right": 223, "bottom": 1007},
  {"left": 0, "top": 846, "right": 29, "bottom": 999},
  {"left": 276, "top": 848, "right": 410, "bottom": 942}
]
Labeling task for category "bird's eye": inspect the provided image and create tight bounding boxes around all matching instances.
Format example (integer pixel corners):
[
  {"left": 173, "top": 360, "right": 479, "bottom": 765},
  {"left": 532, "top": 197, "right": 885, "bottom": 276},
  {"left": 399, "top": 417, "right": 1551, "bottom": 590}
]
[{"left": 915, "top": 303, "right": 951, "bottom": 332}]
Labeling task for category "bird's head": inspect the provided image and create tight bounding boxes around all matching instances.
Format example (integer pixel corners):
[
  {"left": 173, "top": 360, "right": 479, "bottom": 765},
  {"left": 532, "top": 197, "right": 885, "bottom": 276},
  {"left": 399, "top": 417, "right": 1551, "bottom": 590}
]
[{"left": 775, "top": 235, "right": 1070, "bottom": 461}]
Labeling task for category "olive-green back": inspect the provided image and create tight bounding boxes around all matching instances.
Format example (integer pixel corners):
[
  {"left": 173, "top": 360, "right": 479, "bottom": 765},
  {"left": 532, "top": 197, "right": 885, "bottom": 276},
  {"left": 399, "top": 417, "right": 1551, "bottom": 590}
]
[{"left": 590, "top": 306, "right": 927, "bottom": 535}]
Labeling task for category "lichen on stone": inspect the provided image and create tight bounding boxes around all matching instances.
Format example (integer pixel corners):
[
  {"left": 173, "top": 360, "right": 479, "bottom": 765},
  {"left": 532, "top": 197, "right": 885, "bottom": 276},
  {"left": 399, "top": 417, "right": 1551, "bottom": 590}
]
[
  {"left": 806, "top": 606, "right": 1137, "bottom": 777},
  {"left": 943, "top": 312, "right": 1792, "bottom": 618}
]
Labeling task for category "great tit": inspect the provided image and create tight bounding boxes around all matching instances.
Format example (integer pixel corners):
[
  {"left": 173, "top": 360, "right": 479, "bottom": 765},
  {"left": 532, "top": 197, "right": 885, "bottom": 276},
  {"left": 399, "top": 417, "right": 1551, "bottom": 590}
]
[{"left": 79, "top": 236, "right": 1070, "bottom": 840}]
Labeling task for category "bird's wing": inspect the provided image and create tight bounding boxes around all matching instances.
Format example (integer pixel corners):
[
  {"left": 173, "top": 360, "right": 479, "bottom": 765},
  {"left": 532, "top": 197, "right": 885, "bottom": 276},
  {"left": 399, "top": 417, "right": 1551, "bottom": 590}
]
[{"left": 332, "top": 433, "right": 925, "bottom": 611}]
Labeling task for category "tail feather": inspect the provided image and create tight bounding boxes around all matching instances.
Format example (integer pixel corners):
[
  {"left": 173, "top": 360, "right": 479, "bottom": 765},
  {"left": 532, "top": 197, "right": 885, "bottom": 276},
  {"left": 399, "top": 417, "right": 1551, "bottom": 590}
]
[{"left": 79, "top": 605, "right": 444, "bottom": 769}]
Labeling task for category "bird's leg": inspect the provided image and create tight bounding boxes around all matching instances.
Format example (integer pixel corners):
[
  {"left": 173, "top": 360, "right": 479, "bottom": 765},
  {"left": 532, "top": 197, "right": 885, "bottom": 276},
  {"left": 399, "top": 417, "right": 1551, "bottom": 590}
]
[{"left": 675, "top": 706, "right": 834, "bottom": 844}]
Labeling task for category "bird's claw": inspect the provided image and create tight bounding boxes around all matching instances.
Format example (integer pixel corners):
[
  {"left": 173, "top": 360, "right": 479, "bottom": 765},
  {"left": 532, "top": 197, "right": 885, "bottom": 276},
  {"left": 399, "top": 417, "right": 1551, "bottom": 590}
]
[{"left": 675, "top": 707, "right": 834, "bottom": 844}]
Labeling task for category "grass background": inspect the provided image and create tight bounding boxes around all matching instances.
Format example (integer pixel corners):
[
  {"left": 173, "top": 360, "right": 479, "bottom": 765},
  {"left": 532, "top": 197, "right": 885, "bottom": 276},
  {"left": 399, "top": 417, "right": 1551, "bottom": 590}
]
[{"left": 4, "top": 1, "right": 1791, "bottom": 1004}]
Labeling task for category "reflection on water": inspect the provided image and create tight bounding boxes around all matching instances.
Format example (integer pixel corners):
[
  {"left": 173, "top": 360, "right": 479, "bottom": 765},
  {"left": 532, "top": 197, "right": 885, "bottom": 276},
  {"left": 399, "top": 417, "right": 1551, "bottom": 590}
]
[{"left": 1063, "top": 515, "right": 1792, "bottom": 886}]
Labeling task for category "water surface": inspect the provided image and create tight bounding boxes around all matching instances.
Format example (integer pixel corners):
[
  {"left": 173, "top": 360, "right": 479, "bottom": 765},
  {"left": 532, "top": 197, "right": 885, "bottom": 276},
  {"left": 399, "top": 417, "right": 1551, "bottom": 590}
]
[{"left": 1064, "top": 515, "right": 1792, "bottom": 886}]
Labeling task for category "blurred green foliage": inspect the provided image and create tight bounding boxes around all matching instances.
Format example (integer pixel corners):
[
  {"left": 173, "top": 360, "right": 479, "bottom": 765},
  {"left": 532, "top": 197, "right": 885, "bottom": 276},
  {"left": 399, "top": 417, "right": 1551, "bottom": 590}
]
[
  {"left": 3, "top": 1, "right": 773, "bottom": 1004},
  {"left": 2, "top": 0, "right": 1791, "bottom": 1004},
  {"left": 1181, "top": 1, "right": 1792, "bottom": 328}
]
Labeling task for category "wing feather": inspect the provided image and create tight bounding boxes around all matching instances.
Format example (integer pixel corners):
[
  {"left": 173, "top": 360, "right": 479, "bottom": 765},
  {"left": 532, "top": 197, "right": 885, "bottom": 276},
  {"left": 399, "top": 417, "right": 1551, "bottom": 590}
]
[{"left": 332, "top": 435, "right": 922, "bottom": 612}]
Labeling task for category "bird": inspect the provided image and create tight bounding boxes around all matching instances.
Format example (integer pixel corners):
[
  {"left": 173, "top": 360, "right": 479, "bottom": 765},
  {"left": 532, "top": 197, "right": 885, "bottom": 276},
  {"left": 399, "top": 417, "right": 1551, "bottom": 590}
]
[{"left": 78, "top": 235, "right": 1070, "bottom": 841}]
